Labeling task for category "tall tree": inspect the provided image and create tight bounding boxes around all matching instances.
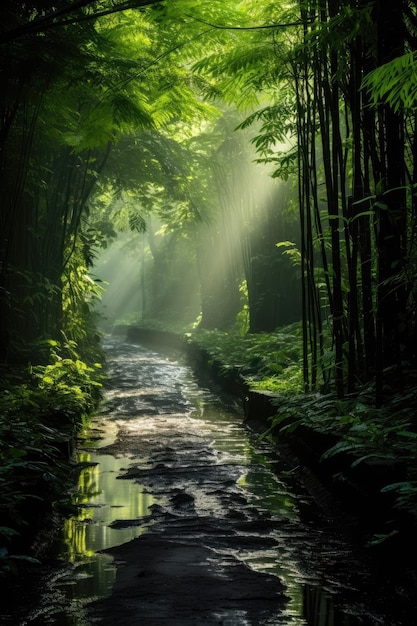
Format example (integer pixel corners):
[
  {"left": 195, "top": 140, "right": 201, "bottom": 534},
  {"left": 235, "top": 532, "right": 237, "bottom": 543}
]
[
  {"left": 0, "top": 1, "right": 217, "bottom": 360},
  {"left": 186, "top": 0, "right": 417, "bottom": 401}
]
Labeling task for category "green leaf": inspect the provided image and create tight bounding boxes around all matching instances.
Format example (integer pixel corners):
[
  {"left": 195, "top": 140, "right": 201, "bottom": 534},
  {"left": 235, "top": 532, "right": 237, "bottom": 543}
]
[
  {"left": 398, "top": 430, "right": 417, "bottom": 439},
  {"left": 380, "top": 482, "right": 414, "bottom": 493}
]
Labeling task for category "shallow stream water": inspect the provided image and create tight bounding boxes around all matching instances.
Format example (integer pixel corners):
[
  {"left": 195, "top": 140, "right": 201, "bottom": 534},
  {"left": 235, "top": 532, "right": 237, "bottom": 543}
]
[{"left": 17, "top": 337, "right": 412, "bottom": 625}]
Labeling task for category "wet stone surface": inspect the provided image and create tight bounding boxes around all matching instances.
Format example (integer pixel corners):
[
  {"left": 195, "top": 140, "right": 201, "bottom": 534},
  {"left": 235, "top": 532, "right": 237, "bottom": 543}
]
[{"left": 13, "top": 338, "right": 417, "bottom": 625}]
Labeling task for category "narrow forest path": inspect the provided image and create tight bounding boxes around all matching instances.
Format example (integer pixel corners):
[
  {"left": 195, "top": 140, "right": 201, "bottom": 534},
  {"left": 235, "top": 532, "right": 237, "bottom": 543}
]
[{"left": 19, "top": 337, "right": 416, "bottom": 625}]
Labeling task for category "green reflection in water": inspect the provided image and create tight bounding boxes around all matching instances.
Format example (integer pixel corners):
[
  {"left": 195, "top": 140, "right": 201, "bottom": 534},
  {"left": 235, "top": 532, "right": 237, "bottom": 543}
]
[
  {"left": 40, "top": 437, "right": 157, "bottom": 624},
  {"left": 62, "top": 450, "right": 155, "bottom": 562},
  {"left": 238, "top": 469, "right": 297, "bottom": 519},
  {"left": 55, "top": 553, "right": 116, "bottom": 600},
  {"left": 303, "top": 584, "right": 368, "bottom": 625}
]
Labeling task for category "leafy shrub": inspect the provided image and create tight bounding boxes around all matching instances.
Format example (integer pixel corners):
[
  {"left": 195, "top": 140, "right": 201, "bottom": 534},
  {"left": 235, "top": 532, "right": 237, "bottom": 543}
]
[
  {"left": 0, "top": 338, "right": 104, "bottom": 580},
  {"left": 190, "top": 322, "right": 303, "bottom": 393}
]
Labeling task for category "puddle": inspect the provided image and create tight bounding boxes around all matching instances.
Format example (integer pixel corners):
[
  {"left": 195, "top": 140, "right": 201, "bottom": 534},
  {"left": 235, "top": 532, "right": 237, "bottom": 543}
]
[{"left": 63, "top": 451, "right": 155, "bottom": 556}]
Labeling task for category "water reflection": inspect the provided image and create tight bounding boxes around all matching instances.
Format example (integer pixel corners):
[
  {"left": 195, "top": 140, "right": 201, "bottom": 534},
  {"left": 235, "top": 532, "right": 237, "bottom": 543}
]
[
  {"left": 63, "top": 450, "right": 155, "bottom": 558},
  {"left": 238, "top": 469, "right": 297, "bottom": 519},
  {"left": 34, "top": 429, "right": 158, "bottom": 624},
  {"left": 303, "top": 585, "right": 368, "bottom": 625}
]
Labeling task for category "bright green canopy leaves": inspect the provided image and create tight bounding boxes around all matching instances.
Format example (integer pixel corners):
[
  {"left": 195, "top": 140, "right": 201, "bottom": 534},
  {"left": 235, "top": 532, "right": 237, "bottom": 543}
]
[
  {"left": 361, "top": 52, "right": 417, "bottom": 112},
  {"left": 2, "top": 0, "right": 417, "bottom": 405}
]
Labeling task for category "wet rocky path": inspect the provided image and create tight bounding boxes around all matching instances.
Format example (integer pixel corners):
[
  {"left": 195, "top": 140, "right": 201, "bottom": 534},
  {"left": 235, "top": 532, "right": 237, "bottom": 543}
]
[{"left": 16, "top": 337, "right": 416, "bottom": 625}]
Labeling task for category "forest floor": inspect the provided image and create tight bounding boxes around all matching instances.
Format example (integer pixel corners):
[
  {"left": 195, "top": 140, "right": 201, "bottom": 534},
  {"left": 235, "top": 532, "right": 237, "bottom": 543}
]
[
  {"left": 82, "top": 333, "right": 417, "bottom": 625},
  {"left": 84, "top": 417, "right": 417, "bottom": 626}
]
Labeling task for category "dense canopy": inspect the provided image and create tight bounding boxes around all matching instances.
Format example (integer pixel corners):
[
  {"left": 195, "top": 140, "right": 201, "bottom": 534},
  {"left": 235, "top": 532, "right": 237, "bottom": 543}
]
[
  {"left": 1, "top": 0, "right": 417, "bottom": 401},
  {"left": 2, "top": 1, "right": 417, "bottom": 597}
]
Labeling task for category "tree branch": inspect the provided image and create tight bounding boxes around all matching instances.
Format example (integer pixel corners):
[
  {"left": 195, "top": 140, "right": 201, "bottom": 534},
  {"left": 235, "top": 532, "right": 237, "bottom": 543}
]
[
  {"left": 1, "top": 0, "right": 164, "bottom": 44},
  {"left": 183, "top": 13, "right": 309, "bottom": 31}
]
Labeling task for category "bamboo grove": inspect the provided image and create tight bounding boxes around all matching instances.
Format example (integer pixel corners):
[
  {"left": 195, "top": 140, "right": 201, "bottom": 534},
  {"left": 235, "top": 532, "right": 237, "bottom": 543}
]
[
  {"left": 1, "top": 1, "right": 417, "bottom": 405},
  {"left": 200, "top": 0, "right": 417, "bottom": 402},
  {"left": 292, "top": 0, "right": 417, "bottom": 402}
]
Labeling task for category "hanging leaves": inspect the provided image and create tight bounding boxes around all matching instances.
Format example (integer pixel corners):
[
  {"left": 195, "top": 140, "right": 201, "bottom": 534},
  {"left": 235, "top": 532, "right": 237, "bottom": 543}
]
[
  {"left": 361, "top": 52, "right": 417, "bottom": 112},
  {"left": 128, "top": 209, "right": 147, "bottom": 233}
]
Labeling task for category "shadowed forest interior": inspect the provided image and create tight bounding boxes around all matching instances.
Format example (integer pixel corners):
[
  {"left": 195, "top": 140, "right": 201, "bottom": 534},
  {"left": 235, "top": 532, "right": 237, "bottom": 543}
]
[{"left": 1, "top": 1, "right": 417, "bottom": 621}]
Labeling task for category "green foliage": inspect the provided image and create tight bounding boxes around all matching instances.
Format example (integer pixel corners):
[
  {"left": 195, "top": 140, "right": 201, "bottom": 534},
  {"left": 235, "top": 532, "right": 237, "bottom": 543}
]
[
  {"left": 267, "top": 385, "right": 417, "bottom": 523},
  {"left": 190, "top": 322, "right": 304, "bottom": 392},
  {"left": 251, "top": 364, "right": 304, "bottom": 394},
  {"left": 276, "top": 241, "right": 301, "bottom": 267},
  {"left": 59, "top": 232, "right": 108, "bottom": 374},
  {"left": 0, "top": 338, "right": 103, "bottom": 579},
  {"left": 235, "top": 280, "right": 250, "bottom": 336},
  {"left": 361, "top": 52, "right": 417, "bottom": 112},
  {"left": 32, "top": 340, "right": 104, "bottom": 418}
]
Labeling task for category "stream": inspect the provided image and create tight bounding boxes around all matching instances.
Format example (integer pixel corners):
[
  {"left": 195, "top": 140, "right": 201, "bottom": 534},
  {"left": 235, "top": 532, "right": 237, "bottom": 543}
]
[{"left": 16, "top": 337, "right": 414, "bottom": 625}]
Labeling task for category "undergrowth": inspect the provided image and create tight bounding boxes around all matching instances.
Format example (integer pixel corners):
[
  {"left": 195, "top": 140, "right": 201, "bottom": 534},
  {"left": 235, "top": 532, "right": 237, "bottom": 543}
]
[
  {"left": 0, "top": 337, "right": 104, "bottom": 581},
  {"left": 189, "top": 322, "right": 304, "bottom": 394},
  {"left": 266, "top": 386, "right": 417, "bottom": 519}
]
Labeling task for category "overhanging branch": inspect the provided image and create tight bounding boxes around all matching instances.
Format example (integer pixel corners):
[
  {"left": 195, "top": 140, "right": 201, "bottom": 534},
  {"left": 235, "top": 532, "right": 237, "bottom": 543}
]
[
  {"left": 1, "top": 0, "right": 165, "bottom": 44},
  {"left": 183, "top": 13, "right": 309, "bottom": 31}
]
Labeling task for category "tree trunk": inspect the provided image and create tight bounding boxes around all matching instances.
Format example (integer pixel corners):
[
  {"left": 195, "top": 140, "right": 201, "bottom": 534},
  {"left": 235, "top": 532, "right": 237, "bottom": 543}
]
[{"left": 374, "top": 0, "right": 407, "bottom": 403}]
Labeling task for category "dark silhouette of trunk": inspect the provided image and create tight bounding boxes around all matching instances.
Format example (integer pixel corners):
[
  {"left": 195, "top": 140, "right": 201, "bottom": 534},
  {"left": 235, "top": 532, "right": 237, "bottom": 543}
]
[
  {"left": 322, "top": 37, "right": 345, "bottom": 398},
  {"left": 374, "top": 0, "right": 407, "bottom": 404},
  {"left": 196, "top": 226, "right": 241, "bottom": 330},
  {"left": 246, "top": 188, "right": 301, "bottom": 334},
  {"left": 294, "top": 7, "right": 326, "bottom": 392},
  {"left": 347, "top": 8, "right": 368, "bottom": 390}
]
